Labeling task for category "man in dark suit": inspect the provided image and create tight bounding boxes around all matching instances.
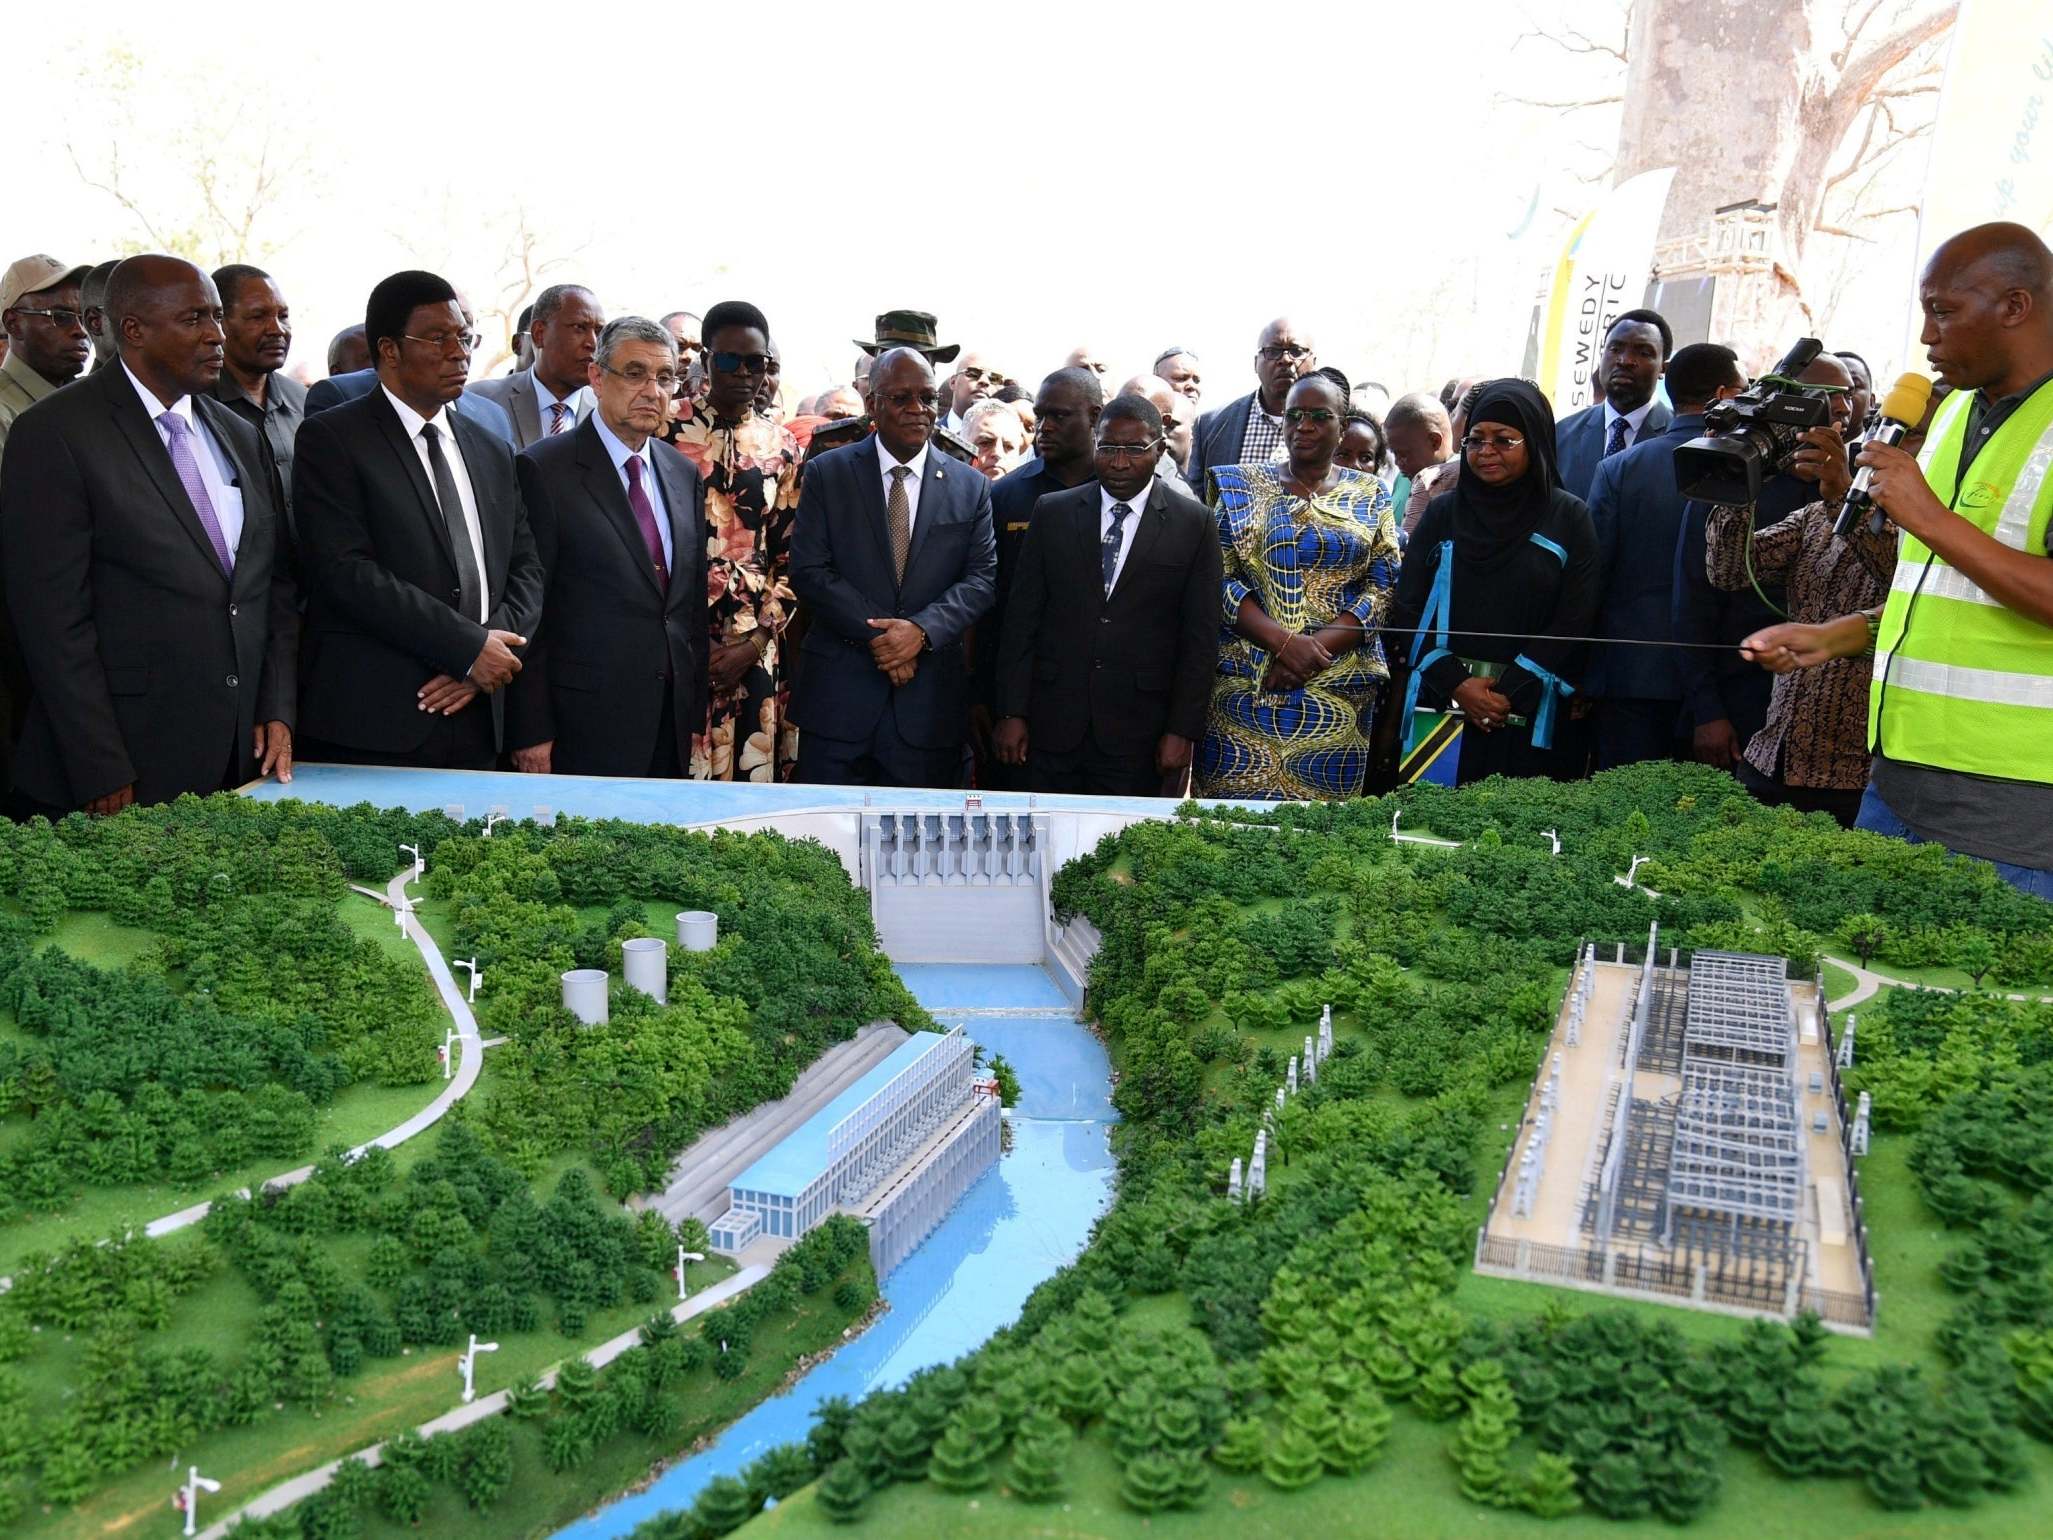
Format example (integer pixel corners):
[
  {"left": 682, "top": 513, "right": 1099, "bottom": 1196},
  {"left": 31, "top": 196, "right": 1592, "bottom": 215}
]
[
  {"left": 0, "top": 254, "right": 299, "bottom": 815},
  {"left": 306, "top": 289, "right": 517, "bottom": 445},
  {"left": 1584, "top": 343, "right": 1744, "bottom": 769},
  {"left": 292, "top": 270, "right": 543, "bottom": 770},
  {"left": 467, "top": 284, "right": 602, "bottom": 448},
  {"left": 508, "top": 316, "right": 703, "bottom": 777},
  {"left": 1187, "top": 317, "right": 1315, "bottom": 484},
  {"left": 790, "top": 346, "right": 996, "bottom": 787},
  {"left": 1554, "top": 308, "right": 1675, "bottom": 502},
  {"left": 992, "top": 393, "right": 1221, "bottom": 796}
]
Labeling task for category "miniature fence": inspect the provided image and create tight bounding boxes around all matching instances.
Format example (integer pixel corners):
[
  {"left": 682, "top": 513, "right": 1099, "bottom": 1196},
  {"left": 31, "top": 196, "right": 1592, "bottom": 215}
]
[
  {"left": 1474, "top": 1231, "right": 1874, "bottom": 1330},
  {"left": 1814, "top": 972, "right": 1881, "bottom": 1324}
]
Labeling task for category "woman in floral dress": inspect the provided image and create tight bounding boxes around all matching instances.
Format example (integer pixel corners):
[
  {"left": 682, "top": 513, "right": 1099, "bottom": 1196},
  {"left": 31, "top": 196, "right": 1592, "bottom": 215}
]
[{"left": 661, "top": 301, "right": 803, "bottom": 780}]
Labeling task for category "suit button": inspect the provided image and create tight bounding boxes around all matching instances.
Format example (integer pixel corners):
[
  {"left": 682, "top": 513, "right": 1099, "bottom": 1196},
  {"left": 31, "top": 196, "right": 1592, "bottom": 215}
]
[
  {"left": 226, "top": 674, "right": 239, "bottom": 688},
  {"left": 1099, "top": 616, "right": 1109, "bottom": 624},
  {"left": 228, "top": 603, "right": 239, "bottom": 617}
]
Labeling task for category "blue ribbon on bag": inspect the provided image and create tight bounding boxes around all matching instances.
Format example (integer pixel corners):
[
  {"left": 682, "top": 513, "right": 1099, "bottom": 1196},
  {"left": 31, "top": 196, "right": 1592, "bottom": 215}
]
[{"left": 1512, "top": 652, "right": 1575, "bottom": 750}]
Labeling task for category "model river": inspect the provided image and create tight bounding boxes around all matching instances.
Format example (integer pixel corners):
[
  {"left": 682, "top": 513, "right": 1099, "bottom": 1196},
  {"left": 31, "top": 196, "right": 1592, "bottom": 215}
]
[{"left": 555, "top": 962, "right": 1118, "bottom": 1539}]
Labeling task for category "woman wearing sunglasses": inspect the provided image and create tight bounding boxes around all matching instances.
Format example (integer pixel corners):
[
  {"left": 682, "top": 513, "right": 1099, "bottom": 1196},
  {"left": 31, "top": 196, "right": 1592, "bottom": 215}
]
[
  {"left": 1195, "top": 368, "right": 1402, "bottom": 800},
  {"left": 661, "top": 300, "right": 803, "bottom": 781},
  {"left": 1391, "top": 378, "right": 1600, "bottom": 784}
]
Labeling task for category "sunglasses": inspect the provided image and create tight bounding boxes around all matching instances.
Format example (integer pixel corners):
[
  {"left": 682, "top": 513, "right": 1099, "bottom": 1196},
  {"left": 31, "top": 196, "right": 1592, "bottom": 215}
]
[{"left": 711, "top": 350, "right": 772, "bottom": 375}]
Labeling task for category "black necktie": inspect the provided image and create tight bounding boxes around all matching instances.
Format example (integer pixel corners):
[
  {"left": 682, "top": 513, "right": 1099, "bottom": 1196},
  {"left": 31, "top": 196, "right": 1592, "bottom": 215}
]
[
  {"left": 1103, "top": 502, "right": 1131, "bottom": 597},
  {"left": 421, "top": 423, "right": 483, "bottom": 619}
]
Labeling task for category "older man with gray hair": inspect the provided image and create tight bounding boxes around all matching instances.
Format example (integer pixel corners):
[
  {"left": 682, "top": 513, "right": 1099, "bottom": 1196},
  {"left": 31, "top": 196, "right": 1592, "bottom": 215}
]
[{"left": 507, "top": 314, "right": 705, "bottom": 777}]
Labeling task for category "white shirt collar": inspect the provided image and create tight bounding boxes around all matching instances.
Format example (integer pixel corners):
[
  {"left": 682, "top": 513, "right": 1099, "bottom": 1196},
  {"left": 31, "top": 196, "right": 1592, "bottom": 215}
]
[
  {"left": 877, "top": 434, "right": 929, "bottom": 482},
  {"left": 531, "top": 367, "right": 585, "bottom": 418},
  {"left": 381, "top": 383, "right": 457, "bottom": 442},
  {"left": 123, "top": 360, "right": 193, "bottom": 424},
  {"left": 1102, "top": 479, "right": 1153, "bottom": 517},
  {"left": 591, "top": 409, "right": 651, "bottom": 474},
  {"left": 1604, "top": 398, "right": 1656, "bottom": 435}
]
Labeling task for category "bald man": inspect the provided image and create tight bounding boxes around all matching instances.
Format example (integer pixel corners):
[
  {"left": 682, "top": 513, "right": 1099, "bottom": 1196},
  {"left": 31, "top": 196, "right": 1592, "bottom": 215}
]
[
  {"left": 1742, "top": 222, "right": 2053, "bottom": 895},
  {"left": 1188, "top": 317, "right": 1316, "bottom": 484},
  {"left": 0, "top": 254, "right": 299, "bottom": 815}
]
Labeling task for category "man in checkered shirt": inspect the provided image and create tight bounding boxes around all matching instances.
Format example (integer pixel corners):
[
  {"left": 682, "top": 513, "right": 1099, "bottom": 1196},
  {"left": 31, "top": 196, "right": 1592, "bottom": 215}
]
[{"left": 1187, "top": 318, "right": 1317, "bottom": 487}]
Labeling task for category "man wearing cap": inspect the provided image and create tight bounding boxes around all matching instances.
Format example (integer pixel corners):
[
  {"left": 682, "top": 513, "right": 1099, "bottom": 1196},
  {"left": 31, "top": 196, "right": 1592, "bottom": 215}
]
[
  {"left": 0, "top": 254, "right": 299, "bottom": 816},
  {"left": 810, "top": 310, "right": 980, "bottom": 465},
  {"left": 0, "top": 255, "right": 94, "bottom": 467}
]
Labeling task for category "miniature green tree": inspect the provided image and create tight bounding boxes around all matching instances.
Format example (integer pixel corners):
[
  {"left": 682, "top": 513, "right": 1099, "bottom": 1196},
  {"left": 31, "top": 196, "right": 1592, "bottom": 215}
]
[
  {"left": 815, "top": 1459, "right": 870, "bottom": 1523},
  {"left": 1008, "top": 1437, "right": 1068, "bottom": 1503},
  {"left": 1211, "top": 1416, "right": 1266, "bottom": 1473},
  {"left": 1261, "top": 1426, "right": 1324, "bottom": 1491},
  {"left": 1120, "top": 1451, "right": 1183, "bottom": 1513},
  {"left": 1412, "top": 1359, "right": 1464, "bottom": 1421},
  {"left": 1325, "top": 1401, "right": 1393, "bottom": 1474},
  {"left": 1582, "top": 1450, "right": 1652, "bottom": 1520},
  {"left": 458, "top": 1418, "right": 514, "bottom": 1510},
  {"left": 1520, "top": 1452, "right": 1582, "bottom": 1518},
  {"left": 378, "top": 1463, "right": 431, "bottom": 1525},
  {"left": 926, "top": 1424, "right": 990, "bottom": 1492},
  {"left": 883, "top": 1413, "right": 933, "bottom": 1482},
  {"left": 1053, "top": 1354, "right": 1109, "bottom": 1425},
  {"left": 693, "top": 1474, "right": 756, "bottom": 1535}
]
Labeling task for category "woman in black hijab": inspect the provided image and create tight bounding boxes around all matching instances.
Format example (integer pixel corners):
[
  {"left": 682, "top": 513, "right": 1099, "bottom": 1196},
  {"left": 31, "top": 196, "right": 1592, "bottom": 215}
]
[{"left": 1390, "top": 378, "right": 1600, "bottom": 784}]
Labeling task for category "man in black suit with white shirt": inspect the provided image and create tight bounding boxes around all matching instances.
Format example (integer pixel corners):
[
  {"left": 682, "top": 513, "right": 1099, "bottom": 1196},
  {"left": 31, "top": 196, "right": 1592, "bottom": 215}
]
[
  {"left": 0, "top": 254, "right": 299, "bottom": 815},
  {"left": 789, "top": 346, "right": 997, "bottom": 787},
  {"left": 993, "top": 393, "right": 1222, "bottom": 796},
  {"left": 291, "top": 270, "right": 543, "bottom": 769},
  {"left": 508, "top": 316, "right": 705, "bottom": 777}
]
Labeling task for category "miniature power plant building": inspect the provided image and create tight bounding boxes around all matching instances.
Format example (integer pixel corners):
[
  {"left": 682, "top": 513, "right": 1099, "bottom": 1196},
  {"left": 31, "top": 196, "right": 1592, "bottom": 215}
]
[
  {"left": 708, "top": 1026, "right": 1000, "bottom": 1273},
  {"left": 1476, "top": 925, "right": 1872, "bottom": 1330}
]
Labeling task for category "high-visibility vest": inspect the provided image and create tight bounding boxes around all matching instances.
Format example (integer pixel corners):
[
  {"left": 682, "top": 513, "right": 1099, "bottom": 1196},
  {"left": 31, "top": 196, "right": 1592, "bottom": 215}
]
[{"left": 1868, "top": 379, "right": 2053, "bottom": 782}]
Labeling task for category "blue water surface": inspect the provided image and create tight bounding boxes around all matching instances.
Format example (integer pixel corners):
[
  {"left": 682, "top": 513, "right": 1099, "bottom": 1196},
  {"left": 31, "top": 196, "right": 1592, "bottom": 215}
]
[{"left": 554, "top": 990, "right": 1114, "bottom": 1538}]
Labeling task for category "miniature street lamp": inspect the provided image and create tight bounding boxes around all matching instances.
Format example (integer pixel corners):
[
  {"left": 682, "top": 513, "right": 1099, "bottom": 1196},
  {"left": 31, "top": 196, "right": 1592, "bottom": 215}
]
[
  {"left": 1390, "top": 807, "right": 1402, "bottom": 839},
  {"left": 399, "top": 841, "right": 423, "bottom": 881},
  {"left": 453, "top": 957, "right": 481, "bottom": 1004},
  {"left": 483, "top": 812, "right": 509, "bottom": 838},
  {"left": 394, "top": 897, "right": 414, "bottom": 932},
  {"left": 1541, "top": 828, "right": 1561, "bottom": 856},
  {"left": 176, "top": 1466, "right": 222, "bottom": 1537},
  {"left": 439, "top": 1028, "right": 460, "bottom": 1081},
  {"left": 459, "top": 1333, "right": 499, "bottom": 1403},
  {"left": 1625, "top": 854, "right": 1648, "bottom": 887},
  {"left": 676, "top": 1246, "right": 706, "bottom": 1302}
]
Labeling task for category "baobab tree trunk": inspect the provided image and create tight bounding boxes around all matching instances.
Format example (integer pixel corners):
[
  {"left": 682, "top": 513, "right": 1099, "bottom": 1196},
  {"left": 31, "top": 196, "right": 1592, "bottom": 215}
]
[{"left": 1614, "top": 0, "right": 1957, "bottom": 325}]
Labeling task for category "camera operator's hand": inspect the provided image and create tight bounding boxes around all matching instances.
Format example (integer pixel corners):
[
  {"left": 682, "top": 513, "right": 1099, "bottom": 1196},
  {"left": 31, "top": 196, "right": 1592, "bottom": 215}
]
[
  {"left": 1790, "top": 426, "right": 1851, "bottom": 504},
  {"left": 1853, "top": 440, "right": 1947, "bottom": 539}
]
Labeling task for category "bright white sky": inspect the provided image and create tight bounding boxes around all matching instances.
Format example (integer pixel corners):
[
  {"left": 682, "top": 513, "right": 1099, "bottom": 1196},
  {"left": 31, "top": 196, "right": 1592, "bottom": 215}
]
[{"left": 6, "top": 0, "right": 1928, "bottom": 402}]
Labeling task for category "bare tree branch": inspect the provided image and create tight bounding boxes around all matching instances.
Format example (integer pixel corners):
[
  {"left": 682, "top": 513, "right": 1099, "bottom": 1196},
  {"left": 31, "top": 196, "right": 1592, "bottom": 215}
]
[
  {"left": 1829, "top": 1, "right": 1959, "bottom": 124},
  {"left": 1495, "top": 92, "right": 1626, "bottom": 110}
]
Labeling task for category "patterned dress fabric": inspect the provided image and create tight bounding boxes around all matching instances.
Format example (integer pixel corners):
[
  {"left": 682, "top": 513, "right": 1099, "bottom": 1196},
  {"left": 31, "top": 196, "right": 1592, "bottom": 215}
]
[
  {"left": 661, "top": 404, "right": 803, "bottom": 780},
  {"left": 1197, "top": 464, "right": 1401, "bottom": 800}
]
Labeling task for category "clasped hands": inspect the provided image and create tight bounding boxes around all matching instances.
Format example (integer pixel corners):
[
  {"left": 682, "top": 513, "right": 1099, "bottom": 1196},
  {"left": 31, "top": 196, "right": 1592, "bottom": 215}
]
[
  {"left": 1261, "top": 632, "right": 1334, "bottom": 694},
  {"left": 867, "top": 618, "right": 925, "bottom": 687},
  {"left": 420, "top": 629, "right": 527, "bottom": 716}
]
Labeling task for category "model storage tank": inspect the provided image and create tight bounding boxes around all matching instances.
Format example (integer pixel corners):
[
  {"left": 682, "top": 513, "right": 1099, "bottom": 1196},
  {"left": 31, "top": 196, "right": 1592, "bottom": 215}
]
[
  {"left": 561, "top": 969, "right": 609, "bottom": 1025},
  {"left": 622, "top": 937, "right": 668, "bottom": 1004},
  {"left": 677, "top": 910, "right": 718, "bottom": 952}
]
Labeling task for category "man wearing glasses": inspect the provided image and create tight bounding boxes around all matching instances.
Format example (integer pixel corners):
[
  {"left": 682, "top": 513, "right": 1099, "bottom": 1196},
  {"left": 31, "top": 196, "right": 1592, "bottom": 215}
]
[
  {"left": 1187, "top": 318, "right": 1317, "bottom": 484},
  {"left": 508, "top": 316, "right": 703, "bottom": 778},
  {"left": 292, "top": 270, "right": 543, "bottom": 770},
  {"left": 0, "top": 255, "right": 93, "bottom": 467}
]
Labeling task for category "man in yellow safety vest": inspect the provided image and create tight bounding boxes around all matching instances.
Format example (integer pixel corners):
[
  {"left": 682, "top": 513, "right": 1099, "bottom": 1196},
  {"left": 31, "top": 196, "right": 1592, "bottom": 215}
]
[{"left": 1741, "top": 221, "right": 2053, "bottom": 898}]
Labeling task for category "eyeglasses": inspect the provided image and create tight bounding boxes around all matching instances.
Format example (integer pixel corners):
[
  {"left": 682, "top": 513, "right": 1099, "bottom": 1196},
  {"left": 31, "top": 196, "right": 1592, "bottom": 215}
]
[
  {"left": 880, "top": 390, "right": 940, "bottom": 411},
  {"left": 403, "top": 331, "right": 480, "bottom": 355},
  {"left": 1096, "top": 438, "right": 1163, "bottom": 462},
  {"left": 603, "top": 363, "right": 681, "bottom": 393},
  {"left": 1284, "top": 408, "right": 1336, "bottom": 425},
  {"left": 1462, "top": 433, "right": 1525, "bottom": 453},
  {"left": 959, "top": 366, "right": 995, "bottom": 383},
  {"left": 11, "top": 307, "right": 86, "bottom": 328},
  {"left": 710, "top": 350, "right": 772, "bottom": 375},
  {"left": 1258, "top": 344, "right": 1312, "bottom": 362}
]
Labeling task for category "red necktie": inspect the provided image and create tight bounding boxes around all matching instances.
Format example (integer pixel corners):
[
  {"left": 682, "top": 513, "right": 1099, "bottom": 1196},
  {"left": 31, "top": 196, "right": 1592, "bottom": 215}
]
[{"left": 624, "top": 455, "right": 669, "bottom": 589}]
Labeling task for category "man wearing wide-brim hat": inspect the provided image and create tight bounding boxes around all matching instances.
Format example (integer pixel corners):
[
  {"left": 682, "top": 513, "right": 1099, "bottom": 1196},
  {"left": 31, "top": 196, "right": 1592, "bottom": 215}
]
[{"left": 854, "top": 309, "right": 960, "bottom": 365}]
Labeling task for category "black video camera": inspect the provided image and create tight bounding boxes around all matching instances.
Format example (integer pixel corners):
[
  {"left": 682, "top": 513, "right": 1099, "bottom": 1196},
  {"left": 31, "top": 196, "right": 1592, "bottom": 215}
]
[{"left": 1673, "top": 338, "right": 1837, "bottom": 505}]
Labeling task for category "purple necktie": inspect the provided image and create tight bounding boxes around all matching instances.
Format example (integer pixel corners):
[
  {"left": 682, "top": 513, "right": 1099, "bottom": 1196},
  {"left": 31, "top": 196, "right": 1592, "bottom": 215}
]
[
  {"left": 549, "top": 401, "right": 570, "bottom": 435},
  {"left": 624, "top": 455, "right": 669, "bottom": 589},
  {"left": 159, "top": 412, "right": 234, "bottom": 574}
]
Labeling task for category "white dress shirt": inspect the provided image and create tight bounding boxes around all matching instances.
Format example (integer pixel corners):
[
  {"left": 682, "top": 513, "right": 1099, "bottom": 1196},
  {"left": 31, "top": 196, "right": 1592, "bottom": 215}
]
[
  {"left": 592, "top": 412, "right": 673, "bottom": 572},
  {"left": 124, "top": 361, "right": 246, "bottom": 558},
  {"left": 1100, "top": 479, "right": 1152, "bottom": 595},
  {"left": 382, "top": 385, "right": 490, "bottom": 623},
  {"left": 531, "top": 369, "right": 589, "bottom": 436},
  {"left": 1603, "top": 398, "right": 1657, "bottom": 446},
  {"left": 877, "top": 435, "right": 930, "bottom": 533}
]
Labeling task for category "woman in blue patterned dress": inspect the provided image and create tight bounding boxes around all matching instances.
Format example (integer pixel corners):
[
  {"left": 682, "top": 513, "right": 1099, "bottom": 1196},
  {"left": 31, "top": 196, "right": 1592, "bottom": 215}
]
[{"left": 1196, "top": 369, "right": 1402, "bottom": 800}]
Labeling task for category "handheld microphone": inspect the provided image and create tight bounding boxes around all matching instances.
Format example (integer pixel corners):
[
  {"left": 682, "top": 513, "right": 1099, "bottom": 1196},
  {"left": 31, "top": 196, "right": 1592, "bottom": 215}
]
[{"left": 1835, "top": 372, "right": 1932, "bottom": 540}]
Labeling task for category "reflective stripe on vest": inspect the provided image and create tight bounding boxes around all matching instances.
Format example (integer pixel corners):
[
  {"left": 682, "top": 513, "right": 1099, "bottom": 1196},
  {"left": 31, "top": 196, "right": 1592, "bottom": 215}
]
[{"left": 1868, "top": 379, "right": 2053, "bottom": 782}]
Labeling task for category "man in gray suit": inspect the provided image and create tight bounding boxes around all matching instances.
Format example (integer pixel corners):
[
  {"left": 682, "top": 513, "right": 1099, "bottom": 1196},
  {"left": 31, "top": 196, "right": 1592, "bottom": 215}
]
[{"left": 467, "top": 284, "right": 602, "bottom": 448}]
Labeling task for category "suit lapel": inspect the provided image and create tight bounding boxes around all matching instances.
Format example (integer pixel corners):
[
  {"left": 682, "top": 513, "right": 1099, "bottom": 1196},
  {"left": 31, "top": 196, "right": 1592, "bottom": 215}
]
[
  {"left": 104, "top": 371, "right": 233, "bottom": 583},
  {"left": 1108, "top": 481, "right": 1167, "bottom": 603},
  {"left": 1073, "top": 491, "right": 1107, "bottom": 614},
  {"left": 511, "top": 371, "right": 543, "bottom": 445},
  {"left": 578, "top": 423, "right": 666, "bottom": 598},
  {"left": 371, "top": 390, "right": 460, "bottom": 572},
  {"left": 859, "top": 442, "right": 896, "bottom": 580},
  {"left": 650, "top": 443, "right": 699, "bottom": 608},
  {"left": 449, "top": 410, "right": 507, "bottom": 593},
  {"left": 900, "top": 448, "right": 950, "bottom": 582},
  {"left": 194, "top": 395, "right": 266, "bottom": 595}
]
